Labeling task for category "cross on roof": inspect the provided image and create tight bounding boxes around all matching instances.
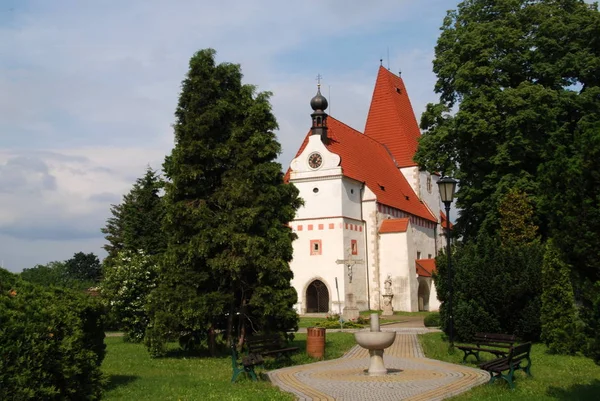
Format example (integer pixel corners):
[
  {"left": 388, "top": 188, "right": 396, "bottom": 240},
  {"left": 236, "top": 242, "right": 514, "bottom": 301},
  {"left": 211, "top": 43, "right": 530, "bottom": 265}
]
[{"left": 316, "top": 73, "right": 323, "bottom": 87}]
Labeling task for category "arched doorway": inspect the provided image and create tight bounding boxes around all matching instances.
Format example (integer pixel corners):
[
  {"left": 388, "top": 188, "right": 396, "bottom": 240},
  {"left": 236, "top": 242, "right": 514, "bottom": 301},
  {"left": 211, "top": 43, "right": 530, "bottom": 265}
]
[
  {"left": 418, "top": 279, "right": 430, "bottom": 311},
  {"left": 306, "top": 280, "right": 329, "bottom": 313}
]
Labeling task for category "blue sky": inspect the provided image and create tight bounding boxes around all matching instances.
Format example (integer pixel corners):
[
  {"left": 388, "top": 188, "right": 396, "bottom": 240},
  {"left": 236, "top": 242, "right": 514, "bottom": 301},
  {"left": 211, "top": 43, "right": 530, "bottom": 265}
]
[{"left": 0, "top": 0, "right": 462, "bottom": 272}]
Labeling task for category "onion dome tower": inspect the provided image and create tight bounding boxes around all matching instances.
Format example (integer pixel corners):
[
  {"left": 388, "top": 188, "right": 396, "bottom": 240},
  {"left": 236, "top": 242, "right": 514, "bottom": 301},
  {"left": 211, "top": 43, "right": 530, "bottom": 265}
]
[{"left": 310, "top": 84, "right": 329, "bottom": 142}]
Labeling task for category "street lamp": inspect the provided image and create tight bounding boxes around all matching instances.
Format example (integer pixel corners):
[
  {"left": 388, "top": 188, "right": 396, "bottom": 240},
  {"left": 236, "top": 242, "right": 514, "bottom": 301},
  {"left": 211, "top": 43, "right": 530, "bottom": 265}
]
[{"left": 438, "top": 176, "right": 457, "bottom": 347}]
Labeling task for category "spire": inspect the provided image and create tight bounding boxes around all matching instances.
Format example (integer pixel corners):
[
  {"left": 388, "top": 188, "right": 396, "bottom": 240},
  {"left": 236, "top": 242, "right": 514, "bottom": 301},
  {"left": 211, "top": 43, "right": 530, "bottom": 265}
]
[
  {"left": 364, "top": 66, "right": 421, "bottom": 167},
  {"left": 310, "top": 79, "right": 329, "bottom": 142}
]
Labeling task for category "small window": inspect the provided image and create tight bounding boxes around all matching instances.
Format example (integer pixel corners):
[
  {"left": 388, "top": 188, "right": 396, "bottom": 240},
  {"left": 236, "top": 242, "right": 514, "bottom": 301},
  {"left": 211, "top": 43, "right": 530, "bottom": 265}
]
[
  {"left": 310, "top": 240, "right": 322, "bottom": 255},
  {"left": 417, "top": 251, "right": 421, "bottom": 259},
  {"left": 313, "top": 187, "right": 319, "bottom": 193},
  {"left": 351, "top": 240, "right": 358, "bottom": 255},
  {"left": 427, "top": 175, "right": 432, "bottom": 193},
  {"left": 350, "top": 189, "right": 354, "bottom": 194},
  {"left": 428, "top": 254, "right": 432, "bottom": 259}
]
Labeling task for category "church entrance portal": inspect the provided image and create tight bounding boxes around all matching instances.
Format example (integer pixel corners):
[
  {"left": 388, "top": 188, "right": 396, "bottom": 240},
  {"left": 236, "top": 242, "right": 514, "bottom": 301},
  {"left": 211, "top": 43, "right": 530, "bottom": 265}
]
[
  {"left": 418, "top": 279, "right": 430, "bottom": 311},
  {"left": 306, "top": 280, "right": 329, "bottom": 313}
]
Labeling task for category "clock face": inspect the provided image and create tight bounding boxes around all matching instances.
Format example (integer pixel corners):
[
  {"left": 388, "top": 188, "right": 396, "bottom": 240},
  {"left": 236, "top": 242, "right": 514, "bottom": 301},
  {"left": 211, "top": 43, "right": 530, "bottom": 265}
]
[{"left": 308, "top": 152, "right": 323, "bottom": 169}]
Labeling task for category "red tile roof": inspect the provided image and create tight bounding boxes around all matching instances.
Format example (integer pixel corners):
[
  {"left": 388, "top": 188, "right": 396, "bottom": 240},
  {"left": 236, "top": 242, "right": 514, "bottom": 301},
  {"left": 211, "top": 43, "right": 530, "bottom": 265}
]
[
  {"left": 440, "top": 211, "right": 454, "bottom": 230},
  {"left": 364, "top": 66, "right": 422, "bottom": 168},
  {"left": 288, "top": 118, "right": 436, "bottom": 222},
  {"left": 415, "top": 259, "right": 436, "bottom": 277},
  {"left": 379, "top": 218, "right": 410, "bottom": 233}
]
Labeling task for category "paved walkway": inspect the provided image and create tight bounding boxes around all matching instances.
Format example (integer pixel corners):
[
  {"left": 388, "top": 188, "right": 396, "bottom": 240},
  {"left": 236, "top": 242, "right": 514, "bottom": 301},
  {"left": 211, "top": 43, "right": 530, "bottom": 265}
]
[{"left": 267, "top": 326, "right": 489, "bottom": 400}]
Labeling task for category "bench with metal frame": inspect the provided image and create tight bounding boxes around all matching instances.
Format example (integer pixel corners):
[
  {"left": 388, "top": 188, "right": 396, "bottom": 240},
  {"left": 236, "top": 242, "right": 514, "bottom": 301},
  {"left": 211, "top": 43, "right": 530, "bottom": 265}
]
[
  {"left": 478, "top": 342, "right": 532, "bottom": 389},
  {"left": 456, "top": 332, "right": 517, "bottom": 362}
]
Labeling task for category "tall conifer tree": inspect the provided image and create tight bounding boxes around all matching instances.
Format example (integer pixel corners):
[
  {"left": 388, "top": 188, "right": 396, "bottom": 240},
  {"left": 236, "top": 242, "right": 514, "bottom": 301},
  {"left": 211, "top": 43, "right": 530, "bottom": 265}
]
[
  {"left": 101, "top": 167, "right": 166, "bottom": 266},
  {"left": 145, "top": 49, "right": 301, "bottom": 356}
]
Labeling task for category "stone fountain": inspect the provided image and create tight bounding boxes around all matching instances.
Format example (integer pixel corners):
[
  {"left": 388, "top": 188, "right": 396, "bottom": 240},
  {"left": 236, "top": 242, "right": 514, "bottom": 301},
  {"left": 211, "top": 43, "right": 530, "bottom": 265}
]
[{"left": 354, "top": 313, "right": 396, "bottom": 375}]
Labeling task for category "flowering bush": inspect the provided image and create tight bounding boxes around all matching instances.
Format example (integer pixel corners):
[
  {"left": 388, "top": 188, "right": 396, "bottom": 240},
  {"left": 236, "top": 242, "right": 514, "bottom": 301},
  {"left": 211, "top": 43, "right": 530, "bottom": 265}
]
[{"left": 101, "top": 250, "right": 158, "bottom": 342}]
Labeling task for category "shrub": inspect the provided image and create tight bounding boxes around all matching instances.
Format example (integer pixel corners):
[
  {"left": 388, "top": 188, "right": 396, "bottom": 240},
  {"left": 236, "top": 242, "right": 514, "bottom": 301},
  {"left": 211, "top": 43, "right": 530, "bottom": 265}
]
[
  {"left": 424, "top": 312, "right": 441, "bottom": 327},
  {"left": 541, "top": 240, "right": 584, "bottom": 354},
  {"left": 101, "top": 250, "right": 158, "bottom": 342},
  {"left": 0, "top": 268, "right": 106, "bottom": 400},
  {"left": 434, "top": 232, "right": 543, "bottom": 342},
  {"left": 315, "top": 314, "right": 366, "bottom": 329}
]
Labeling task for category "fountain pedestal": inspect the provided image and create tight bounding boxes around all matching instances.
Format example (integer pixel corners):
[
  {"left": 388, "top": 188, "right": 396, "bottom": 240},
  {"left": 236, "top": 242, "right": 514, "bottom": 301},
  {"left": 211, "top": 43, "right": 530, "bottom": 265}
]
[{"left": 354, "top": 313, "right": 396, "bottom": 375}]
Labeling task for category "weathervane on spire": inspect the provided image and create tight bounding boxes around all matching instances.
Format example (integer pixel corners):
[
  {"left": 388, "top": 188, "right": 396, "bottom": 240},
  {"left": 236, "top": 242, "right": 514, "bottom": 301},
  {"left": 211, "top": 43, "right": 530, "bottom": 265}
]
[{"left": 316, "top": 73, "right": 323, "bottom": 88}]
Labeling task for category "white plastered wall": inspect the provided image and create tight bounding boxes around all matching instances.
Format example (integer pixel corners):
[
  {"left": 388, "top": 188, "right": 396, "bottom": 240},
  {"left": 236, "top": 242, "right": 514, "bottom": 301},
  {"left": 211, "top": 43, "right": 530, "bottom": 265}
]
[{"left": 378, "top": 228, "right": 418, "bottom": 312}]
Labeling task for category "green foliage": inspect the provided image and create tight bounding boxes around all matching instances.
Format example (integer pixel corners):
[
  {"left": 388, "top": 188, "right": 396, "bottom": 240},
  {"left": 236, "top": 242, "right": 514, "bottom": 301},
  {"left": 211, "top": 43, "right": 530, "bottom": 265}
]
[
  {"left": 541, "top": 240, "right": 583, "bottom": 354},
  {"left": 65, "top": 251, "right": 102, "bottom": 283},
  {"left": 101, "top": 250, "right": 158, "bottom": 342},
  {"left": 416, "top": 0, "right": 600, "bottom": 242},
  {"left": 21, "top": 261, "right": 70, "bottom": 287},
  {"left": 0, "top": 268, "right": 106, "bottom": 400},
  {"left": 424, "top": 312, "right": 441, "bottom": 327},
  {"left": 102, "top": 167, "right": 166, "bottom": 266},
  {"left": 21, "top": 260, "right": 96, "bottom": 290},
  {"left": 583, "top": 282, "right": 600, "bottom": 364},
  {"left": 498, "top": 188, "right": 538, "bottom": 247},
  {"left": 418, "top": 0, "right": 600, "bottom": 361},
  {"left": 146, "top": 49, "right": 301, "bottom": 356},
  {"left": 434, "top": 232, "right": 543, "bottom": 342}
]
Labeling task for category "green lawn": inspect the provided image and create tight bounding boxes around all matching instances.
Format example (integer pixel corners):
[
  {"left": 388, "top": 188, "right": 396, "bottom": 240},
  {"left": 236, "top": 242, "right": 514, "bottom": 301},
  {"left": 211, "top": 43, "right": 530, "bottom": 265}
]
[
  {"left": 419, "top": 332, "right": 600, "bottom": 400},
  {"left": 360, "top": 310, "right": 432, "bottom": 317},
  {"left": 102, "top": 332, "right": 356, "bottom": 400}
]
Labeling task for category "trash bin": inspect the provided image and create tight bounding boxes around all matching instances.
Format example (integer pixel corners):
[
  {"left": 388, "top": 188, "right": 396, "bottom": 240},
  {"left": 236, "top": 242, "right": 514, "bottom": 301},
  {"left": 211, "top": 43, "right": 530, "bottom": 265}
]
[{"left": 306, "top": 327, "right": 326, "bottom": 358}]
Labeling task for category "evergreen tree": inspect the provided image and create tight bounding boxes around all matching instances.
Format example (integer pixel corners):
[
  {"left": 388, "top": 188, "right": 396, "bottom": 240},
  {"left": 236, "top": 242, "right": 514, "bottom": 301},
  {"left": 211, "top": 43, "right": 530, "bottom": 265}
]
[
  {"left": 498, "top": 188, "right": 538, "bottom": 247},
  {"left": 145, "top": 49, "right": 301, "bottom": 356},
  {"left": 101, "top": 167, "right": 166, "bottom": 265},
  {"left": 540, "top": 240, "right": 582, "bottom": 354}
]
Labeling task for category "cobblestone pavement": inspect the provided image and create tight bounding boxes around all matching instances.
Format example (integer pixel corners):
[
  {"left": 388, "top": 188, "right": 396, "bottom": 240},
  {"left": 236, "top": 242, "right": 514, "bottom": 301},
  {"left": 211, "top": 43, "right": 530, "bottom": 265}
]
[{"left": 267, "top": 328, "right": 489, "bottom": 400}]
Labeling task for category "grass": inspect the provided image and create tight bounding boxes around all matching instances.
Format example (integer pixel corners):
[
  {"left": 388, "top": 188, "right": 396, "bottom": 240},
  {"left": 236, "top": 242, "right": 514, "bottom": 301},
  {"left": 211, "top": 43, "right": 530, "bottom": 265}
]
[
  {"left": 102, "top": 332, "right": 356, "bottom": 400},
  {"left": 298, "top": 317, "right": 327, "bottom": 328},
  {"left": 419, "top": 332, "right": 600, "bottom": 400},
  {"left": 360, "top": 310, "right": 432, "bottom": 317}
]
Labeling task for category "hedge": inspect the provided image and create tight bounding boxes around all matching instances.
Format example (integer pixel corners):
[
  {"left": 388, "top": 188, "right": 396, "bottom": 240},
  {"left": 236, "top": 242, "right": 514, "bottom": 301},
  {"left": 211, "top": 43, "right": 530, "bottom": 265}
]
[{"left": 0, "top": 268, "right": 106, "bottom": 400}]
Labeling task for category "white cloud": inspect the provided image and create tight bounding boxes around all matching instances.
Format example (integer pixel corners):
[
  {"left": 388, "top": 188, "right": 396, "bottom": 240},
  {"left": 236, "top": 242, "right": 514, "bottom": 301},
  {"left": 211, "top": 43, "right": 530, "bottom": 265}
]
[{"left": 0, "top": 0, "right": 460, "bottom": 271}]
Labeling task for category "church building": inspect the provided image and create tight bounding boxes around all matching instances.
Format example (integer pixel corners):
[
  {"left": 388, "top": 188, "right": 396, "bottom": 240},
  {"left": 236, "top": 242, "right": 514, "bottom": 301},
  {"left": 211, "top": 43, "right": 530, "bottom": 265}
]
[{"left": 286, "top": 66, "right": 447, "bottom": 317}]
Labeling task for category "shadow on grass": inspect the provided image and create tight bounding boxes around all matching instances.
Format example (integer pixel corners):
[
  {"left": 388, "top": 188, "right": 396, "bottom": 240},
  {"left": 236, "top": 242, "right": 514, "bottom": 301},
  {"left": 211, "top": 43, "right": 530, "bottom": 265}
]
[
  {"left": 547, "top": 379, "right": 600, "bottom": 400},
  {"left": 105, "top": 374, "right": 139, "bottom": 391}
]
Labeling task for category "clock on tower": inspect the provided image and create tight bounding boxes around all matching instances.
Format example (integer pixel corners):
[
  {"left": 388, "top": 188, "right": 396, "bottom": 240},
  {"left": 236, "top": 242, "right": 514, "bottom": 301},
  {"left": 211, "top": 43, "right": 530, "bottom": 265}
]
[{"left": 308, "top": 152, "right": 323, "bottom": 169}]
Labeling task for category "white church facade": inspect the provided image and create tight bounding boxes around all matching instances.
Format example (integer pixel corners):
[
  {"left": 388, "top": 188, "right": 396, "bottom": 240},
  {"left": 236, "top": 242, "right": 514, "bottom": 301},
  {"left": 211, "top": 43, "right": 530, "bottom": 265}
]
[{"left": 286, "top": 67, "right": 447, "bottom": 317}]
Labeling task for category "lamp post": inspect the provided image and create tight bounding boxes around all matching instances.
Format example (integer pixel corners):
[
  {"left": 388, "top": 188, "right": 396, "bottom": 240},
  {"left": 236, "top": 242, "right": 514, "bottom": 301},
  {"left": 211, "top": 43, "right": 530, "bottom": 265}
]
[{"left": 438, "top": 176, "right": 457, "bottom": 348}]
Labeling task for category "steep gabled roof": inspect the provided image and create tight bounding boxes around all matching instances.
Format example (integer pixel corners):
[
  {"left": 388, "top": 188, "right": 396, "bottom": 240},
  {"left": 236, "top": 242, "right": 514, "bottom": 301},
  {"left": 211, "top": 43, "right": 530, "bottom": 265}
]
[
  {"left": 379, "top": 218, "right": 409, "bottom": 233},
  {"left": 364, "top": 66, "right": 422, "bottom": 168},
  {"left": 288, "top": 117, "right": 436, "bottom": 222},
  {"left": 416, "top": 259, "right": 436, "bottom": 277}
]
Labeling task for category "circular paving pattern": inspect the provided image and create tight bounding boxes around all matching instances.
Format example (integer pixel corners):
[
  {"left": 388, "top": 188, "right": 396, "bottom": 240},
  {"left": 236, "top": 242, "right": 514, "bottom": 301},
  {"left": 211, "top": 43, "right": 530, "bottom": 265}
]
[{"left": 267, "top": 333, "right": 491, "bottom": 401}]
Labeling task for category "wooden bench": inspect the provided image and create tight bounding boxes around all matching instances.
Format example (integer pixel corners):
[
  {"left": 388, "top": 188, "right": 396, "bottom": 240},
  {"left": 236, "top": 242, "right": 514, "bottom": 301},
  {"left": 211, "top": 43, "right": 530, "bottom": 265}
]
[
  {"left": 479, "top": 342, "right": 532, "bottom": 389},
  {"left": 230, "top": 343, "right": 263, "bottom": 383},
  {"left": 456, "top": 332, "right": 517, "bottom": 362},
  {"left": 245, "top": 334, "right": 299, "bottom": 362}
]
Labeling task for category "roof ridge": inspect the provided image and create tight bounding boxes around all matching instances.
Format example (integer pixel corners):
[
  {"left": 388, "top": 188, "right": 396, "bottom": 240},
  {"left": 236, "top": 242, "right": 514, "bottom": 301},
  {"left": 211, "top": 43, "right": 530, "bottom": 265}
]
[{"left": 328, "top": 116, "right": 362, "bottom": 135}]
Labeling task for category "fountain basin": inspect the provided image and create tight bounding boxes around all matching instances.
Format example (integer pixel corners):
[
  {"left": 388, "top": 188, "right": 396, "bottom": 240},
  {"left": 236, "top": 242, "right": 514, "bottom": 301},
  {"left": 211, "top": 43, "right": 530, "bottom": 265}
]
[
  {"left": 354, "top": 331, "right": 396, "bottom": 350},
  {"left": 354, "top": 331, "right": 397, "bottom": 376}
]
